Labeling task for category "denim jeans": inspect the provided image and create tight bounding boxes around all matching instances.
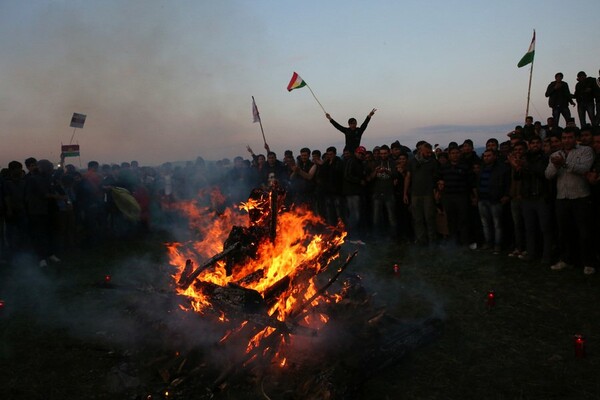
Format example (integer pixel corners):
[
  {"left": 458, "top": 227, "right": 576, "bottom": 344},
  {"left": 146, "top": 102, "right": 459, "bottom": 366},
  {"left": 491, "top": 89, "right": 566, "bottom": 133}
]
[
  {"left": 510, "top": 199, "right": 525, "bottom": 251},
  {"left": 552, "top": 104, "right": 572, "bottom": 127},
  {"left": 344, "top": 195, "right": 361, "bottom": 234},
  {"left": 410, "top": 194, "right": 437, "bottom": 244},
  {"left": 577, "top": 102, "right": 595, "bottom": 128},
  {"left": 324, "top": 194, "right": 343, "bottom": 226},
  {"left": 478, "top": 200, "right": 503, "bottom": 246},
  {"left": 442, "top": 193, "right": 470, "bottom": 245},
  {"left": 372, "top": 192, "right": 397, "bottom": 234},
  {"left": 521, "top": 198, "right": 554, "bottom": 262}
]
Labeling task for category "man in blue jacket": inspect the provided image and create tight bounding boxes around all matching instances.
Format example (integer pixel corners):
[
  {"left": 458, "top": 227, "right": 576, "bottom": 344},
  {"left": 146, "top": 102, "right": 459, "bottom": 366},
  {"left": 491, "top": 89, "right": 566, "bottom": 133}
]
[{"left": 476, "top": 149, "right": 510, "bottom": 254}]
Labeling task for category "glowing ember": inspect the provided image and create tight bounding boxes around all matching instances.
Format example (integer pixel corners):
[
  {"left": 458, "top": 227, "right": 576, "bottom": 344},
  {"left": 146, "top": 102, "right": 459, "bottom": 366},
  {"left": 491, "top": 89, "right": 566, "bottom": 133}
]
[
  {"left": 105, "top": 274, "right": 111, "bottom": 283},
  {"left": 486, "top": 290, "right": 495, "bottom": 308},
  {"left": 574, "top": 334, "right": 586, "bottom": 358}
]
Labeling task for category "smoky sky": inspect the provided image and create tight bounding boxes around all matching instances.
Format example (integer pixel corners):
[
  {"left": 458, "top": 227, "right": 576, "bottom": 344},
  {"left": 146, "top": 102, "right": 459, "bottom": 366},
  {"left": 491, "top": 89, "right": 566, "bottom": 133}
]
[
  {"left": 0, "top": 1, "right": 270, "bottom": 166},
  {"left": 3, "top": 1, "right": 589, "bottom": 168}
]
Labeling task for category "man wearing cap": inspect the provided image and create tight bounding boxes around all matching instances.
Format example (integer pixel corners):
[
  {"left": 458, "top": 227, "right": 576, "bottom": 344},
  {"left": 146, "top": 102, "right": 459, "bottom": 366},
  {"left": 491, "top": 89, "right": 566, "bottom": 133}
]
[{"left": 325, "top": 108, "right": 377, "bottom": 154}]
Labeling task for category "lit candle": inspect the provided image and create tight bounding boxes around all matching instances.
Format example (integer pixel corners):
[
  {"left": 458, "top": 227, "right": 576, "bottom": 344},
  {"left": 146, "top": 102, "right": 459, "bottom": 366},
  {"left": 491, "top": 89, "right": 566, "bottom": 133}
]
[
  {"left": 574, "top": 334, "right": 586, "bottom": 358},
  {"left": 486, "top": 290, "right": 495, "bottom": 307},
  {"left": 105, "top": 274, "right": 111, "bottom": 283},
  {"left": 393, "top": 264, "right": 399, "bottom": 275},
  {"left": 0, "top": 299, "right": 5, "bottom": 311}
]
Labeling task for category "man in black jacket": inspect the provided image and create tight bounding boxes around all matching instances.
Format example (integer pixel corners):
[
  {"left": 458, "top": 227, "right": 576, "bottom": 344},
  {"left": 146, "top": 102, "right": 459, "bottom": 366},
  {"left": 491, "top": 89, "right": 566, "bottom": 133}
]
[
  {"left": 515, "top": 137, "right": 553, "bottom": 265},
  {"left": 545, "top": 72, "right": 575, "bottom": 126},
  {"left": 438, "top": 147, "right": 476, "bottom": 246},
  {"left": 573, "top": 71, "right": 597, "bottom": 127},
  {"left": 325, "top": 108, "right": 376, "bottom": 153},
  {"left": 404, "top": 142, "right": 439, "bottom": 245}
]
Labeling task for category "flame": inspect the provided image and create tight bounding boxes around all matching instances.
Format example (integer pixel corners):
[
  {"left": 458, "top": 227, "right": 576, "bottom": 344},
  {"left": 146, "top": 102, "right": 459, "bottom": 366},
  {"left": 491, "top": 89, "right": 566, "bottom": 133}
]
[{"left": 167, "top": 186, "right": 346, "bottom": 364}]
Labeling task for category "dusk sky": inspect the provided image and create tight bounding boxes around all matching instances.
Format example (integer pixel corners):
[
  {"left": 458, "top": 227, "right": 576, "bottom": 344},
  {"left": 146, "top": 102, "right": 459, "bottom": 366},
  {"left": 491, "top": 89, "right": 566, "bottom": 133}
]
[{"left": 1, "top": 0, "right": 599, "bottom": 167}]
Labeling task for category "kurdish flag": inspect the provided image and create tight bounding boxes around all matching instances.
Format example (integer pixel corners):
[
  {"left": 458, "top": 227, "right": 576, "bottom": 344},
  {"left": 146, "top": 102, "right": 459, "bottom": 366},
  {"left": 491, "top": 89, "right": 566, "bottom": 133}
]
[
  {"left": 287, "top": 72, "right": 306, "bottom": 91},
  {"left": 517, "top": 30, "right": 535, "bottom": 68},
  {"left": 252, "top": 96, "right": 261, "bottom": 123}
]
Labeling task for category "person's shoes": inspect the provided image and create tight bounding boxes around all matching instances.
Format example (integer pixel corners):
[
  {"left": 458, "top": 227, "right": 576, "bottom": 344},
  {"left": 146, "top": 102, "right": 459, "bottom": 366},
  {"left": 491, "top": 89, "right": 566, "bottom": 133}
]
[
  {"left": 518, "top": 253, "right": 533, "bottom": 262},
  {"left": 469, "top": 242, "right": 478, "bottom": 250},
  {"left": 492, "top": 245, "right": 501, "bottom": 255},
  {"left": 550, "top": 260, "right": 571, "bottom": 271},
  {"left": 39, "top": 259, "right": 48, "bottom": 268},
  {"left": 508, "top": 249, "right": 521, "bottom": 257},
  {"left": 48, "top": 255, "right": 61, "bottom": 263},
  {"left": 583, "top": 266, "right": 596, "bottom": 275}
]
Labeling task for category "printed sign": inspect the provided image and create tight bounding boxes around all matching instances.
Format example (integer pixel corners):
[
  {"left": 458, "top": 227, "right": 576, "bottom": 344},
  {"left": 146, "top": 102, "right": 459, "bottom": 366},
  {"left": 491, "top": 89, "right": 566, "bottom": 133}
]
[{"left": 69, "top": 113, "right": 87, "bottom": 129}]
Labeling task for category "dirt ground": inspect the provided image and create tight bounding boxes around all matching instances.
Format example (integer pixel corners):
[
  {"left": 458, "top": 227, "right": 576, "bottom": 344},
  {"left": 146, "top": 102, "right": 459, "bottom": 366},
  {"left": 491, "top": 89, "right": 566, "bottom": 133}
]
[{"left": 1, "top": 234, "right": 599, "bottom": 399}]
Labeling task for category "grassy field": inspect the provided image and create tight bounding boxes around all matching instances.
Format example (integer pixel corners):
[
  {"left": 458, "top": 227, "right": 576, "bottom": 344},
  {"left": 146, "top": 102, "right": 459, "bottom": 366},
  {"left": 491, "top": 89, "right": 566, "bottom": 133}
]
[{"left": 1, "top": 233, "right": 598, "bottom": 400}]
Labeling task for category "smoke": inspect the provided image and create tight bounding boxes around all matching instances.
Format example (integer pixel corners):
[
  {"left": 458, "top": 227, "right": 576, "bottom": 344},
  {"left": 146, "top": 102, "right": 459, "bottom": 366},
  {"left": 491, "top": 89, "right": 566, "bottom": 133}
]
[
  {"left": 0, "top": 249, "right": 226, "bottom": 362},
  {"left": 340, "top": 241, "right": 447, "bottom": 322},
  {"left": 0, "top": 1, "right": 270, "bottom": 166}
]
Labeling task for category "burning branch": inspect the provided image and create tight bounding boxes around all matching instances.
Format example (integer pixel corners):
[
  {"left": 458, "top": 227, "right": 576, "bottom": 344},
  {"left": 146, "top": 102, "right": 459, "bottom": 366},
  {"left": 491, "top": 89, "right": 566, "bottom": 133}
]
[
  {"left": 289, "top": 250, "right": 358, "bottom": 320},
  {"left": 178, "top": 242, "right": 241, "bottom": 290}
]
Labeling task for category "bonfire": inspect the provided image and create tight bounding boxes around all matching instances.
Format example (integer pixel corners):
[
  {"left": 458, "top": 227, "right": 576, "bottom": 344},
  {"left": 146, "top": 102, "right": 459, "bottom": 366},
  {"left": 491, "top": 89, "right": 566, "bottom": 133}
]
[{"left": 163, "top": 186, "right": 440, "bottom": 398}]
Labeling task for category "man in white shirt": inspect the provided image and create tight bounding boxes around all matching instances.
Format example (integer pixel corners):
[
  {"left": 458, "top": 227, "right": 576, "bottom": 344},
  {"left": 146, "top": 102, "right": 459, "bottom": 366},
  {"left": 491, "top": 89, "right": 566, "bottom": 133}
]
[{"left": 545, "top": 127, "right": 595, "bottom": 274}]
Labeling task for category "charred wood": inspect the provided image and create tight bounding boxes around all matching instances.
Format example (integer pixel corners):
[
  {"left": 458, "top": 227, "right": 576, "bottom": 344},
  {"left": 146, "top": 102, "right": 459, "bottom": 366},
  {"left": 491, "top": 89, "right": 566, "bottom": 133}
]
[
  {"left": 178, "top": 242, "right": 241, "bottom": 290},
  {"left": 192, "top": 281, "right": 267, "bottom": 315}
]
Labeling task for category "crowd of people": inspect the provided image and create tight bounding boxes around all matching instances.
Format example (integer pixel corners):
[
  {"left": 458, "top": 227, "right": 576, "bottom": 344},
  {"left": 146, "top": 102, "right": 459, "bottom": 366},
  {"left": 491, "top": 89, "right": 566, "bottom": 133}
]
[{"left": 1, "top": 70, "right": 599, "bottom": 274}]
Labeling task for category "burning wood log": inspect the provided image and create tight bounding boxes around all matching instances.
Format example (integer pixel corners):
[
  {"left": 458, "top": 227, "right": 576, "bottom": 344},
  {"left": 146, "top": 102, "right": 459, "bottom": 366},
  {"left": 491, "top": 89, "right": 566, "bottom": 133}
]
[
  {"left": 176, "top": 259, "right": 193, "bottom": 285},
  {"left": 209, "top": 251, "right": 359, "bottom": 391},
  {"left": 192, "top": 281, "right": 266, "bottom": 315},
  {"left": 289, "top": 250, "right": 358, "bottom": 321},
  {"left": 245, "top": 314, "right": 318, "bottom": 337},
  {"left": 262, "top": 225, "right": 346, "bottom": 308},
  {"left": 233, "top": 268, "right": 264, "bottom": 287},
  {"left": 178, "top": 242, "right": 241, "bottom": 290}
]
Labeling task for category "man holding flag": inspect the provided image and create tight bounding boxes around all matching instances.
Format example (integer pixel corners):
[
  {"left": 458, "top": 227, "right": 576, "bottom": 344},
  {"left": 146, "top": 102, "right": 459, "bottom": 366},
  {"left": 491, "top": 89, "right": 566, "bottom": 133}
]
[
  {"left": 325, "top": 109, "right": 377, "bottom": 154},
  {"left": 286, "top": 71, "right": 377, "bottom": 153}
]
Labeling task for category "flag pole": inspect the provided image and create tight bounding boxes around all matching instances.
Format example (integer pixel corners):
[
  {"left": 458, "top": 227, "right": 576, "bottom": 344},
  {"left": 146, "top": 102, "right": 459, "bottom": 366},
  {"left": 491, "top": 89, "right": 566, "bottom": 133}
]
[
  {"left": 252, "top": 96, "right": 268, "bottom": 146},
  {"left": 69, "top": 127, "right": 77, "bottom": 145},
  {"left": 525, "top": 58, "right": 534, "bottom": 122},
  {"left": 305, "top": 83, "right": 327, "bottom": 114}
]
